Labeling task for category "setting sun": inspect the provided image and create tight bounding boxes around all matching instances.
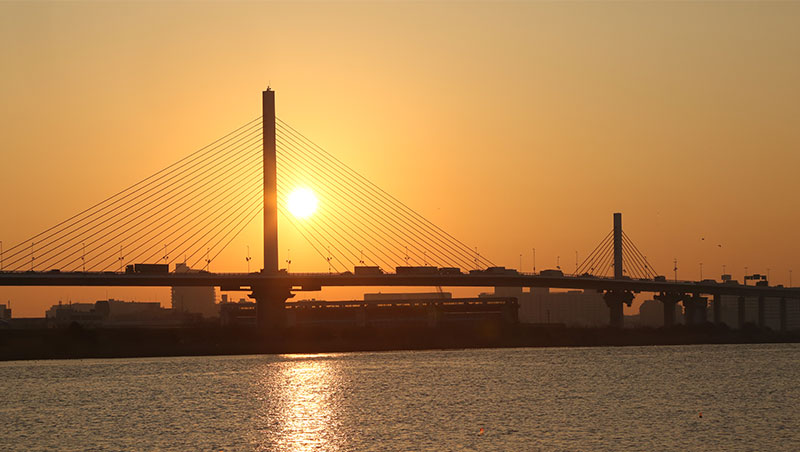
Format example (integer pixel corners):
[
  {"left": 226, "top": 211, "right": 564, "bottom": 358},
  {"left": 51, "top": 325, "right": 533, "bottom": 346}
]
[{"left": 287, "top": 187, "right": 318, "bottom": 219}]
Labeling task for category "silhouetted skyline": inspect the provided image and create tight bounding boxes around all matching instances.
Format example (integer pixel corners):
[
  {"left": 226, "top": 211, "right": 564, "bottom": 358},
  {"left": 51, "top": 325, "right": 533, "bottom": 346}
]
[{"left": 2, "top": 2, "right": 799, "bottom": 316}]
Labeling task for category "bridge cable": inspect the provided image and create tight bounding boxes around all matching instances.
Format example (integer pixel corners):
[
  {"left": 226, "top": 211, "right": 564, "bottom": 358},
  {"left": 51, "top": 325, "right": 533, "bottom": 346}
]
[
  {"left": 276, "top": 144, "right": 465, "bottom": 269},
  {"left": 51, "top": 141, "right": 262, "bottom": 271},
  {"left": 276, "top": 119, "right": 494, "bottom": 269},
  {"left": 1, "top": 117, "right": 262, "bottom": 258},
  {"left": 622, "top": 231, "right": 659, "bottom": 276},
  {"left": 106, "top": 161, "right": 263, "bottom": 271},
  {"left": 275, "top": 125, "right": 484, "bottom": 270},
  {"left": 34, "top": 137, "right": 262, "bottom": 271},
  {"left": 4, "top": 124, "right": 262, "bottom": 270},
  {"left": 275, "top": 160, "right": 400, "bottom": 271},
  {"left": 277, "top": 138, "right": 475, "bottom": 270},
  {"left": 122, "top": 154, "right": 263, "bottom": 268}
]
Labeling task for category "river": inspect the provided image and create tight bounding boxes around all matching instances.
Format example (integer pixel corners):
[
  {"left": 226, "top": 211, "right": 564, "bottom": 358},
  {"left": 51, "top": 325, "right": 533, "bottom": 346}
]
[{"left": 1, "top": 344, "right": 798, "bottom": 451}]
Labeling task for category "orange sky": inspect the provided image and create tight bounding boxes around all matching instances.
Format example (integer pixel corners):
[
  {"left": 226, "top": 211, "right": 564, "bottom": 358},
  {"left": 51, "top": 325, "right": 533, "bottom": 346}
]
[{"left": 1, "top": 2, "right": 799, "bottom": 317}]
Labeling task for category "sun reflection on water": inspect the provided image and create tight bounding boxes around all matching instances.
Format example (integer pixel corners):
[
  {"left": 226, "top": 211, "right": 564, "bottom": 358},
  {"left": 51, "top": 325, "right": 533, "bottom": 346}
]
[{"left": 254, "top": 355, "right": 344, "bottom": 452}]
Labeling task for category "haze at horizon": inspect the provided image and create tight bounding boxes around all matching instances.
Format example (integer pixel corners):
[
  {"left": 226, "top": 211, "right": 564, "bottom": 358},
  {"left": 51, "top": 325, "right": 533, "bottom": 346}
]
[{"left": 1, "top": 2, "right": 799, "bottom": 317}]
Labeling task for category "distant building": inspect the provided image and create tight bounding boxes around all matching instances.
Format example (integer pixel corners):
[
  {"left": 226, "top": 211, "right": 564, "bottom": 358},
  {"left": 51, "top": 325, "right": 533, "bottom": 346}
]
[
  {"left": 490, "top": 287, "right": 608, "bottom": 326},
  {"left": 44, "top": 298, "right": 200, "bottom": 327},
  {"left": 0, "top": 304, "right": 11, "bottom": 321},
  {"left": 364, "top": 292, "right": 451, "bottom": 302},
  {"left": 639, "top": 299, "right": 683, "bottom": 327},
  {"left": 46, "top": 301, "right": 105, "bottom": 327},
  {"left": 218, "top": 292, "right": 516, "bottom": 328},
  {"left": 715, "top": 295, "right": 796, "bottom": 330},
  {"left": 219, "top": 294, "right": 256, "bottom": 327},
  {"left": 171, "top": 263, "right": 218, "bottom": 318}
]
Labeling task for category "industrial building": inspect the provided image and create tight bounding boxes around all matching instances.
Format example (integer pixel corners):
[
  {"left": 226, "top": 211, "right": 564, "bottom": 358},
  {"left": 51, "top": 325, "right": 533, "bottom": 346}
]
[
  {"left": 219, "top": 292, "right": 518, "bottom": 328},
  {"left": 171, "top": 263, "right": 218, "bottom": 318},
  {"left": 490, "top": 287, "right": 609, "bottom": 326},
  {"left": 42, "top": 298, "right": 200, "bottom": 327},
  {"left": 638, "top": 299, "right": 684, "bottom": 328}
]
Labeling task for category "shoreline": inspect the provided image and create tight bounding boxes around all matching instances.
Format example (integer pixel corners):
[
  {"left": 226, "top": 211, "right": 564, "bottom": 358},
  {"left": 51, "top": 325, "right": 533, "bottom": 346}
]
[{"left": 1, "top": 323, "right": 798, "bottom": 361}]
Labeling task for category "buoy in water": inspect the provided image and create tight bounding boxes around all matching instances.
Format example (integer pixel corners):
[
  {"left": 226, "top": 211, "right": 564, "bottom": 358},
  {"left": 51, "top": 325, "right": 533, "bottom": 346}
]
[
  {"left": 698, "top": 412, "right": 703, "bottom": 418},
  {"left": 478, "top": 428, "right": 484, "bottom": 436}
]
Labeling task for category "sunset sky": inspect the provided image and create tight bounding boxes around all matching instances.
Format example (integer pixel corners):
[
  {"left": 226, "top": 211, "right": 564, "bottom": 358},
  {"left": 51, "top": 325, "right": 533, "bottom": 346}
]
[{"left": 2, "top": 2, "right": 799, "bottom": 317}]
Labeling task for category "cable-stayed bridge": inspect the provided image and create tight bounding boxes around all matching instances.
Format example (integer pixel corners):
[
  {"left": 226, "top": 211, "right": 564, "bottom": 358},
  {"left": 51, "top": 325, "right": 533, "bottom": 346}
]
[{"left": 1, "top": 89, "right": 798, "bottom": 329}]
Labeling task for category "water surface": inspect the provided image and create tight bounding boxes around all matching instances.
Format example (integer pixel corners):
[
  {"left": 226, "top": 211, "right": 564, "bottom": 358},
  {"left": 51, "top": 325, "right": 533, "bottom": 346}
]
[{"left": 1, "top": 344, "right": 798, "bottom": 451}]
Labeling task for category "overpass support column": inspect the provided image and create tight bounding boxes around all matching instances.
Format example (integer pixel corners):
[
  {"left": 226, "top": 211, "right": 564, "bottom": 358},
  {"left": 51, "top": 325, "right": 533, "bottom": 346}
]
[
  {"left": 654, "top": 292, "right": 682, "bottom": 328},
  {"left": 683, "top": 297, "right": 696, "bottom": 326},
  {"left": 713, "top": 293, "right": 722, "bottom": 325},
  {"left": 738, "top": 295, "right": 746, "bottom": 328},
  {"left": 695, "top": 295, "right": 708, "bottom": 324},
  {"left": 683, "top": 294, "right": 707, "bottom": 326},
  {"left": 250, "top": 284, "right": 292, "bottom": 330},
  {"left": 427, "top": 302, "right": 441, "bottom": 328},
  {"left": 757, "top": 295, "right": 766, "bottom": 328},
  {"left": 779, "top": 297, "right": 787, "bottom": 332},
  {"left": 603, "top": 290, "right": 634, "bottom": 328}
]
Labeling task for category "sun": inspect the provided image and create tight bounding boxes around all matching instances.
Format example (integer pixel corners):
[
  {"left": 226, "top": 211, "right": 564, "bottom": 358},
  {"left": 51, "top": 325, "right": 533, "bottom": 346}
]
[{"left": 287, "top": 187, "right": 318, "bottom": 219}]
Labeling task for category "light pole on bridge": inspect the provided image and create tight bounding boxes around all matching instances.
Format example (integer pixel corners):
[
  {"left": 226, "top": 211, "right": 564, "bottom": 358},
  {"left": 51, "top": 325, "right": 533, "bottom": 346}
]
[{"left": 246, "top": 246, "right": 251, "bottom": 273}]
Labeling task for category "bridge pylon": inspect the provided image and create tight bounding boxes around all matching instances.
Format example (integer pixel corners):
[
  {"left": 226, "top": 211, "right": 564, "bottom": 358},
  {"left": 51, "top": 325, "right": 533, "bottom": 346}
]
[
  {"left": 255, "top": 88, "right": 288, "bottom": 329},
  {"left": 263, "top": 88, "right": 279, "bottom": 274},
  {"left": 613, "top": 213, "right": 623, "bottom": 279}
]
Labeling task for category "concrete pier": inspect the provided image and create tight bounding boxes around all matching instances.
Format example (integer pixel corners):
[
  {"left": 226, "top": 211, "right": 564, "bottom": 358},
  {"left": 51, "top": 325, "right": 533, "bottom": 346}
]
[
  {"left": 738, "top": 295, "right": 746, "bottom": 328},
  {"left": 713, "top": 293, "right": 722, "bottom": 325},
  {"left": 779, "top": 297, "right": 787, "bottom": 332},
  {"left": 682, "top": 294, "right": 708, "bottom": 326},
  {"left": 757, "top": 295, "right": 765, "bottom": 328},
  {"left": 251, "top": 284, "right": 292, "bottom": 329},
  {"left": 604, "top": 290, "right": 634, "bottom": 328},
  {"left": 654, "top": 292, "right": 682, "bottom": 327}
]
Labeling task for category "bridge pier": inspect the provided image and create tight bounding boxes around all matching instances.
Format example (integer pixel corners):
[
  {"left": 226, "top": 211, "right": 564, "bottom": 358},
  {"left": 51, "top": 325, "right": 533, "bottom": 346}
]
[
  {"left": 250, "top": 284, "right": 292, "bottom": 330},
  {"left": 779, "top": 297, "right": 787, "bottom": 332},
  {"left": 757, "top": 295, "right": 766, "bottom": 328},
  {"left": 738, "top": 295, "right": 746, "bottom": 328},
  {"left": 713, "top": 293, "right": 722, "bottom": 325},
  {"left": 682, "top": 294, "right": 707, "bottom": 326},
  {"left": 603, "top": 290, "right": 634, "bottom": 328},
  {"left": 426, "top": 302, "right": 441, "bottom": 328},
  {"left": 654, "top": 292, "right": 682, "bottom": 328}
]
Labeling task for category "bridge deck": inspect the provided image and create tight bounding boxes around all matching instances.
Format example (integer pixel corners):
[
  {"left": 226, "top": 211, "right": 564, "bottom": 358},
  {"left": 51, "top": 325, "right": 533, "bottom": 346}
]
[{"left": 1, "top": 271, "right": 798, "bottom": 298}]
